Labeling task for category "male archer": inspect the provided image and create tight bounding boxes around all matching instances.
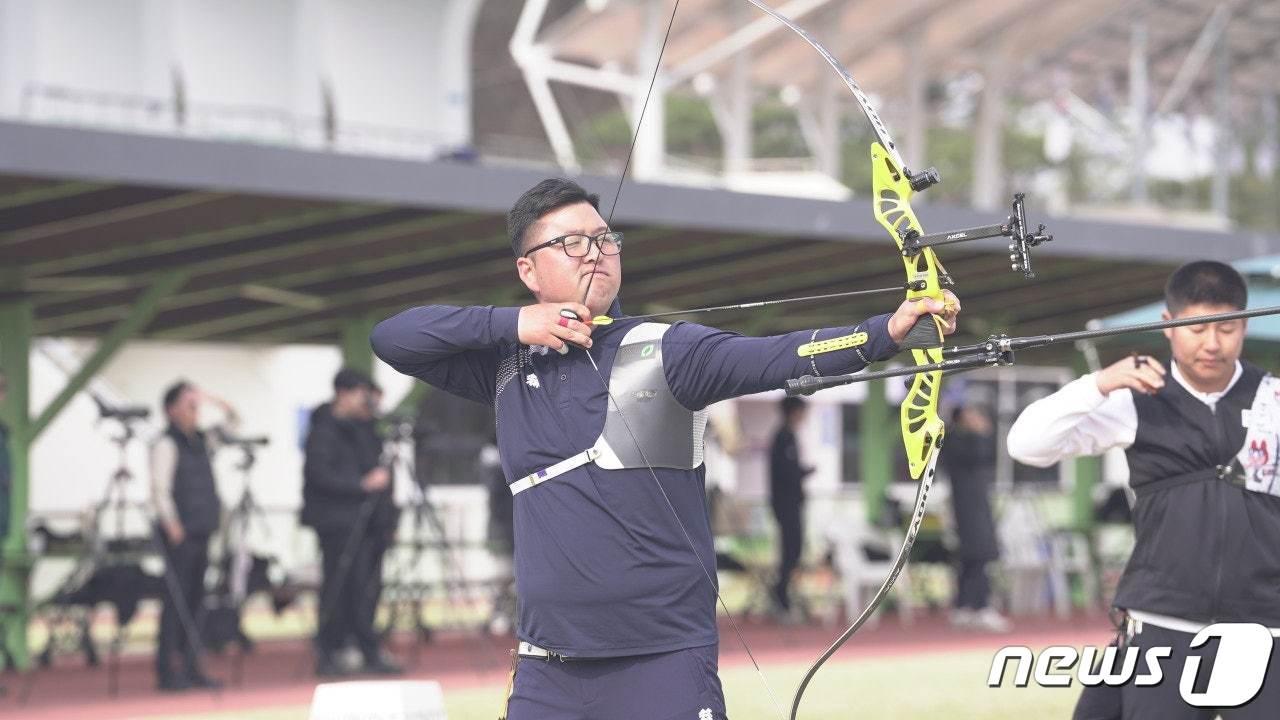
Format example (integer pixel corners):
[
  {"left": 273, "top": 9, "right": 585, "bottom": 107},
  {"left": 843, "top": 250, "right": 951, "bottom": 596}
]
[
  {"left": 1008, "top": 261, "right": 1280, "bottom": 719},
  {"left": 371, "top": 177, "right": 960, "bottom": 718}
]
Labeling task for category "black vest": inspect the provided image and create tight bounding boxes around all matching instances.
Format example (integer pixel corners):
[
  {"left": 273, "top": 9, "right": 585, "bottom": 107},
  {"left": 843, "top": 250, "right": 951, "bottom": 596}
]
[
  {"left": 166, "top": 425, "right": 221, "bottom": 537},
  {"left": 1119, "top": 361, "right": 1280, "bottom": 626}
]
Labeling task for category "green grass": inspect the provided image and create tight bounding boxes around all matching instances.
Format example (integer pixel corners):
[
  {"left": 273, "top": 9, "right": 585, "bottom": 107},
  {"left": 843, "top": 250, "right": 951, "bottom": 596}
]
[{"left": 141, "top": 649, "right": 1082, "bottom": 720}]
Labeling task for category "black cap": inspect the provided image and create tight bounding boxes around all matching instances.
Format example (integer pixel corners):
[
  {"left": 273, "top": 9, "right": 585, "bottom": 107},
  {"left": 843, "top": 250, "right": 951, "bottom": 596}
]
[{"left": 333, "top": 367, "right": 374, "bottom": 392}]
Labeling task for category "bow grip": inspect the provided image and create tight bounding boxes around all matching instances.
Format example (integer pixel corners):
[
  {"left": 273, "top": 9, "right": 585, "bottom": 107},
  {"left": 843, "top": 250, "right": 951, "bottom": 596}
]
[{"left": 899, "top": 314, "right": 942, "bottom": 351}]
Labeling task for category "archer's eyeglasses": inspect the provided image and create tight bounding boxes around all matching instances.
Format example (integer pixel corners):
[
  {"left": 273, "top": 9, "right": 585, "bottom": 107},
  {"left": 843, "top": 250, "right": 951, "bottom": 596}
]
[{"left": 523, "top": 231, "right": 624, "bottom": 259}]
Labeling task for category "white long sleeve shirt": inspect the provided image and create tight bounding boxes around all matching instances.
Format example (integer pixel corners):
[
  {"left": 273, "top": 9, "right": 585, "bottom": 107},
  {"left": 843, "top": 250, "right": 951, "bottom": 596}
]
[
  {"left": 1007, "top": 361, "right": 1243, "bottom": 468},
  {"left": 1005, "top": 360, "right": 1266, "bottom": 635}
]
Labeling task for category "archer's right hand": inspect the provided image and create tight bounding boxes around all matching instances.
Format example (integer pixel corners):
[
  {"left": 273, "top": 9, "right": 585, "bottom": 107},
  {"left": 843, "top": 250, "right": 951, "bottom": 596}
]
[
  {"left": 163, "top": 519, "right": 185, "bottom": 545},
  {"left": 361, "top": 467, "right": 391, "bottom": 493},
  {"left": 518, "top": 302, "right": 595, "bottom": 352},
  {"left": 1095, "top": 355, "right": 1166, "bottom": 395}
]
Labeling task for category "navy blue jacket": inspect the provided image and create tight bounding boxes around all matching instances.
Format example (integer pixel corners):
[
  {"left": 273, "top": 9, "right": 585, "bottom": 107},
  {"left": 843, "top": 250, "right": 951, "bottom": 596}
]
[{"left": 371, "top": 300, "right": 898, "bottom": 657}]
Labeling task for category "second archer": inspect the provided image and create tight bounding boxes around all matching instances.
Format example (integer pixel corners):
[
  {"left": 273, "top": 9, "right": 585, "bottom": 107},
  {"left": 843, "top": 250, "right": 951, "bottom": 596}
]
[{"left": 371, "top": 177, "right": 961, "bottom": 719}]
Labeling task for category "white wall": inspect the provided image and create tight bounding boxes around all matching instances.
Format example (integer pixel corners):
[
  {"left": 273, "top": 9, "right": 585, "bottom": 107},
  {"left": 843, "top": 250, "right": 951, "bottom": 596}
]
[
  {"left": 30, "top": 340, "right": 343, "bottom": 568},
  {"left": 27, "top": 337, "right": 496, "bottom": 596}
]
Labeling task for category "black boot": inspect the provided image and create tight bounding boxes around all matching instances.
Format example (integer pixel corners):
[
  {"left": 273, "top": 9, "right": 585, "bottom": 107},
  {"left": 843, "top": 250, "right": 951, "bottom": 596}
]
[
  {"left": 315, "top": 653, "right": 349, "bottom": 678},
  {"left": 186, "top": 671, "right": 224, "bottom": 690},
  {"left": 362, "top": 652, "right": 404, "bottom": 676},
  {"left": 157, "top": 673, "right": 191, "bottom": 692}
]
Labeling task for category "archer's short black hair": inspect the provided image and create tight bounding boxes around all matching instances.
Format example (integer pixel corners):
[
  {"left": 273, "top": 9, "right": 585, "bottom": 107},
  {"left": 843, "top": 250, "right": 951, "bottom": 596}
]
[
  {"left": 162, "top": 380, "right": 193, "bottom": 411},
  {"left": 507, "top": 178, "right": 601, "bottom": 257},
  {"left": 333, "top": 367, "right": 373, "bottom": 392},
  {"left": 1164, "top": 261, "right": 1247, "bottom": 315}
]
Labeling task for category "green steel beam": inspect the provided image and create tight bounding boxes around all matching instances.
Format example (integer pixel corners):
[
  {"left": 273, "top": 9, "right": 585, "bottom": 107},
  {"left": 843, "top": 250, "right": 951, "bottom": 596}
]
[
  {"left": 340, "top": 314, "right": 378, "bottom": 376},
  {"left": 624, "top": 244, "right": 907, "bottom": 310},
  {"left": 242, "top": 285, "right": 536, "bottom": 345},
  {"left": 161, "top": 260, "right": 513, "bottom": 341},
  {"left": 392, "top": 383, "right": 427, "bottom": 417},
  {"left": 0, "top": 181, "right": 109, "bottom": 211},
  {"left": 0, "top": 192, "right": 228, "bottom": 249},
  {"left": 0, "top": 299, "right": 32, "bottom": 669},
  {"left": 861, "top": 379, "right": 891, "bottom": 524},
  {"left": 238, "top": 233, "right": 784, "bottom": 343},
  {"left": 1071, "top": 355, "right": 1099, "bottom": 532},
  {"left": 619, "top": 243, "right": 837, "bottom": 298},
  {"left": 157, "top": 228, "right": 672, "bottom": 342},
  {"left": 30, "top": 272, "right": 188, "bottom": 440},
  {"left": 36, "top": 213, "right": 481, "bottom": 333},
  {"left": 235, "top": 231, "right": 764, "bottom": 343},
  {"left": 24, "top": 204, "right": 379, "bottom": 277}
]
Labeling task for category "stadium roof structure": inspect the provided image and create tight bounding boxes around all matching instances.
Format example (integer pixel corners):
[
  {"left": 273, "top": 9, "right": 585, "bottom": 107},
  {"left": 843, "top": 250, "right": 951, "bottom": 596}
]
[
  {"left": 2, "top": 120, "right": 1279, "bottom": 351},
  {"left": 541, "top": 0, "right": 1280, "bottom": 109}
]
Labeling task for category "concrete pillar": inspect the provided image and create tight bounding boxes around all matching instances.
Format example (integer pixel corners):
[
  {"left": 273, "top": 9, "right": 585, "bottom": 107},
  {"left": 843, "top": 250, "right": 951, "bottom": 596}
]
[
  {"left": 1130, "top": 14, "right": 1150, "bottom": 204},
  {"left": 1212, "top": 32, "right": 1231, "bottom": 220},
  {"left": 972, "top": 44, "right": 1010, "bottom": 211},
  {"left": 903, "top": 43, "right": 927, "bottom": 174},
  {"left": 631, "top": 0, "right": 667, "bottom": 181}
]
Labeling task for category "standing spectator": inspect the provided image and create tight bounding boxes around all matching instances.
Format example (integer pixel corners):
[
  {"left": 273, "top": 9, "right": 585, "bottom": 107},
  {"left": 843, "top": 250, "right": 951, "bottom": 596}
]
[
  {"left": 0, "top": 369, "right": 10, "bottom": 544},
  {"left": 940, "top": 404, "right": 1010, "bottom": 633},
  {"left": 0, "top": 368, "right": 8, "bottom": 676},
  {"left": 769, "top": 397, "right": 813, "bottom": 620},
  {"left": 302, "top": 368, "right": 401, "bottom": 677},
  {"left": 150, "top": 382, "right": 236, "bottom": 691}
]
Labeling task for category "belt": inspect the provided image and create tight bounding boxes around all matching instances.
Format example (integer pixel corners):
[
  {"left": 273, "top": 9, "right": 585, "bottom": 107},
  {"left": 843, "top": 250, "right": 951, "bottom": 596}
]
[
  {"left": 509, "top": 448, "right": 600, "bottom": 496},
  {"left": 516, "top": 641, "right": 578, "bottom": 661},
  {"left": 1132, "top": 462, "right": 1244, "bottom": 498},
  {"left": 1127, "top": 610, "right": 1280, "bottom": 637}
]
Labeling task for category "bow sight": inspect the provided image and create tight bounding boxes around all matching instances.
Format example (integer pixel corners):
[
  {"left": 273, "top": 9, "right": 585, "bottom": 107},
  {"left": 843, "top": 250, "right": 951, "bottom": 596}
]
[{"left": 898, "top": 193, "right": 1053, "bottom": 280}]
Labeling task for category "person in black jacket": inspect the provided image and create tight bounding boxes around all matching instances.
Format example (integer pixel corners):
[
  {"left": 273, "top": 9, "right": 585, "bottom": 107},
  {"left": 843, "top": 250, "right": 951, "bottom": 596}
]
[
  {"left": 769, "top": 397, "right": 813, "bottom": 619},
  {"left": 940, "top": 404, "right": 1010, "bottom": 633},
  {"left": 150, "top": 381, "right": 236, "bottom": 691},
  {"left": 1010, "top": 261, "right": 1280, "bottom": 719},
  {"left": 0, "top": 369, "right": 9, "bottom": 545},
  {"left": 302, "top": 368, "right": 400, "bottom": 677}
]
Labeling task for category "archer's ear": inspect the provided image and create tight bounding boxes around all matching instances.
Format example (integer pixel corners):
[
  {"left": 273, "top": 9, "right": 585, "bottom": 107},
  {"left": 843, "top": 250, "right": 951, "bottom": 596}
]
[{"left": 515, "top": 257, "right": 540, "bottom": 295}]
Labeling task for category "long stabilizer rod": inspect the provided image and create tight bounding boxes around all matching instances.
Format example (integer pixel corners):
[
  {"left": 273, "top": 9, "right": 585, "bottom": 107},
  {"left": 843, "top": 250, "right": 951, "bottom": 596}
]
[{"left": 787, "top": 303, "right": 1280, "bottom": 395}]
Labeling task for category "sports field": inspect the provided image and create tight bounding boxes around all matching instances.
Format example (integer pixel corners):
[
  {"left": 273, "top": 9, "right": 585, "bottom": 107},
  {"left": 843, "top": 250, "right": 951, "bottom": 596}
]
[
  {"left": 8, "top": 613, "right": 1104, "bottom": 720},
  {"left": 126, "top": 650, "right": 1080, "bottom": 720}
]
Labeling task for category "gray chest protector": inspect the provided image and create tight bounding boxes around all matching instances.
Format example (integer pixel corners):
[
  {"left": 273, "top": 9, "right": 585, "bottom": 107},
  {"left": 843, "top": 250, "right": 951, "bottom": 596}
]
[
  {"left": 508, "top": 323, "right": 708, "bottom": 496},
  {"left": 593, "top": 322, "right": 708, "bottom": 470}
]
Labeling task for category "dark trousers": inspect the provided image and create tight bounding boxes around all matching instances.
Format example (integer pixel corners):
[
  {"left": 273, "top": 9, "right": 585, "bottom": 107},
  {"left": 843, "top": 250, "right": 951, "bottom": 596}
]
[
  {"left": 771, "top": 502, "right": 803, "bottom": 611},
  {"left": 1073, "top": 621, "right": 1280, "bottom": 720},
  {"left": 954, "top": 557, "right": 992, "bottom": 610},
  {"left": 316, "top": 525, "right": 388, "bottom": 662},
  {"left": 155, "top": 532, "right": 209, "bottom": 681}
]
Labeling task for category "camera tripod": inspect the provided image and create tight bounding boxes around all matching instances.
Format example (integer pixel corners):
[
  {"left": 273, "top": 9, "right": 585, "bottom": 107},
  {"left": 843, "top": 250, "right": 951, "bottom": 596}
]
[
  {"left": 379, "top": 417, "right": 477, "bottom": 663},
  {"left": 207, "top": 439, "right": 273, "bottom": 685}
]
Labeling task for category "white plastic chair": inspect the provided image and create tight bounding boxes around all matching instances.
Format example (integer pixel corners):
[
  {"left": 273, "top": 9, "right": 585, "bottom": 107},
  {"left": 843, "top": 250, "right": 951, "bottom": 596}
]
[{"left": 824, "top": 514, "right": 915, "bottom": 627}]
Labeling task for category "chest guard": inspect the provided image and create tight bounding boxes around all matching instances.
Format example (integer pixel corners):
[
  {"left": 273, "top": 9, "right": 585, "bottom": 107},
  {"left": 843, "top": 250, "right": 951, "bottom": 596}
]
[
  {"left": 508, "top": 322, "right": 708, "bottom": 496},
  {"left": 592, "top": 322, "right": 708, "bottom": 470}
]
